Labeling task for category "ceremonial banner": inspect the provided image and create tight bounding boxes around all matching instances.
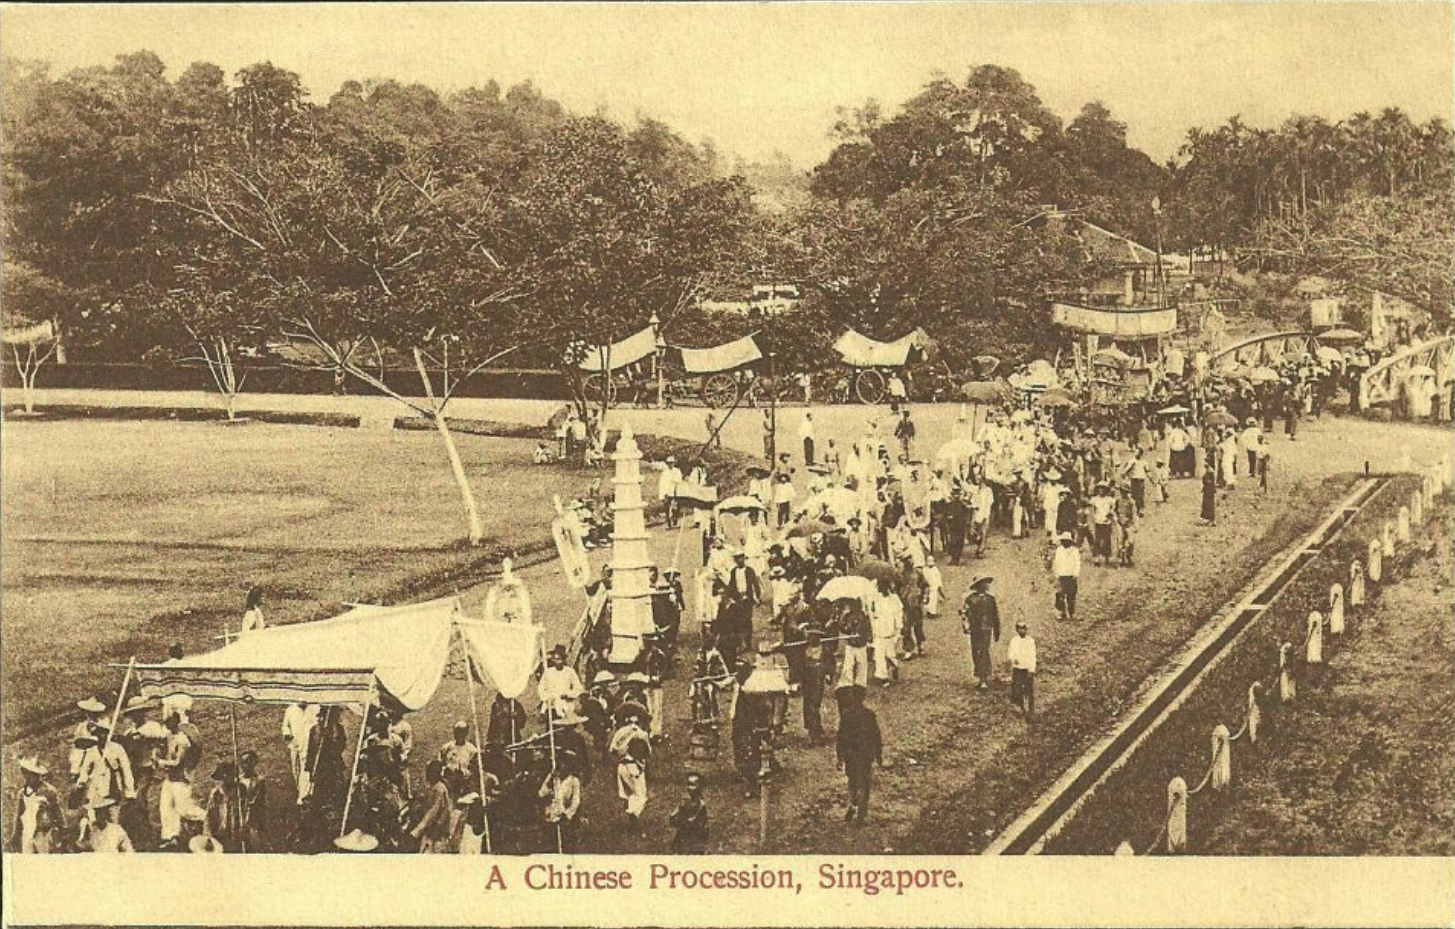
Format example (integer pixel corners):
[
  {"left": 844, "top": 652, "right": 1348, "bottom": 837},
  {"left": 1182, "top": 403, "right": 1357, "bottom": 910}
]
[
  {"left": 456, "top": 619, "right": 542, "bottom": 701},
  {"left": 552, "top": 517, "right": 592, "bottom": 588},
  {"left": 1052, "top": 303, "right": 1177, "bottom": 337}
]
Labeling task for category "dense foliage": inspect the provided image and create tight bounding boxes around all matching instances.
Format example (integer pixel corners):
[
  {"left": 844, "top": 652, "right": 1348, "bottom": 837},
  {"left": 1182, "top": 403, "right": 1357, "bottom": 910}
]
[{"left": 3, "top": 54, "right": 1451, "bottom": 377}]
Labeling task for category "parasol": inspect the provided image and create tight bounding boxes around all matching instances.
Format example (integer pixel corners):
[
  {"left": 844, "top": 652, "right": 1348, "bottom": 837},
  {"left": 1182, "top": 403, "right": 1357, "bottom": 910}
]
[
  {"left": 545, "top": 404, "right": 574, "bottom": 430},
  {"left": 1092, "top": 346, "right": 1135, "bottom": 367},
  {"left": 972, "top": 355, "right": 1001, "bottom": 377},
  {"left": 1247, "top": 366, "right": 1280, "bottom": 384},
  {"left": 785, "top": 518, "right": 832, "bottom": 539},
  {"left": 961, "top": 380, "right": 1009, "bottom": 404},
  {"left": 935, "top": 438, "right": 980, "bottom": 464},
  {"left": 816, "top": 576, "right": 880, "bottom": 602},
  {"left": 715, "top": 495, "right": 766, "bottom": 515},
  {"left": 1205, "top": 410, "right": 1238, "bottom": 428},
  {"left": 853, "top": 558, "right": 900, "bottom": 584},
  {"left": 1157, "top": 404, "right": 1192, "bottom": 416},
  {"left": 1318, "top": 328, "right": 1363, "bottom": 344},
  {"left": 1407, "top": 364, "right": 1436, "bottom": 378},
  {"left": 1314, "top": 346, "right": 1344, "bottom": 365},
  {"left": 745, "top": 465, "right": 772, "bottom": 479},
  {"left": 1035, "top": 388, "right": 1075, "bottom": 409}
]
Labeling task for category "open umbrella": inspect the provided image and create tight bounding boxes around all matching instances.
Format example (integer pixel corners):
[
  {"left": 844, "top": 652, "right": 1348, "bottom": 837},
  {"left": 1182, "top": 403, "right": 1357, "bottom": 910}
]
[
  {"left": 935, "top": 437, "right": 980, "bottom": 464},
  {"left": 1314, "top": 346, "right": 1344, "bottom": 365},
  {"left": 853, "top": 558, "right": 900, "bottom": 584},
  {"left": 785, "top": 518, "right": 832, "bottom": 539},
  {"left": 545, "top": 404, "right": 573, "bottom": 430},
  {"left": 1407, "top": 364, "right": 1436, "bottom": 378},
  {"left": 1205, "top": 410, "right": 1238, "bottom": 428},
  {"left": 1093, "top": 346, "right": 1135, "bottom": 367},
  {"left": 1035, "top": 388, "right": 1075, "bottom": 409},
  {"left": 972, "top": 355, "right": 1001, "bottom": 377},
  {"left": 1318, "top": 328, "right": 1364, "bottom": 344},
  {"left": 715, "top": 495, "right": 765, "bottom": 515},
  {"left": 1157, "top": 404, "right": 1192, "bottom": 416},
  {"left": 961, "top": 380, "right": 1009, "bottom": 404},
  {"left": 816, "top": 575, "right": 879, "bottom": 602},
  {"left": 745, "top": 465, "right": 772, "bottom": 479},
  {"left": 1247, "top": 366, "right": 1280, "bottom": 383}
]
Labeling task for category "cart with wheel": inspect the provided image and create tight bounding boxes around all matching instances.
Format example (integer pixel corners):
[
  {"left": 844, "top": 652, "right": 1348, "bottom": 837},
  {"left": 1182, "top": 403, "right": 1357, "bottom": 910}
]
[{"left": 831, "top": 328, "right": 935, "bottom": 404}]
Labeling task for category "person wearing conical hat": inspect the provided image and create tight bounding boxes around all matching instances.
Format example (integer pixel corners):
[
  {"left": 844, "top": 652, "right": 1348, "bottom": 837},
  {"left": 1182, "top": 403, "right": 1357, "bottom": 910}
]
[
  {"left": 11, "top": 758, "right": 61, "bottom": 854},
  {"left": 69, "top": 697, "right": 106, "bottom": 776},
  {"left": 960, "top": 576, "right": 1001, "bottom": 691}
]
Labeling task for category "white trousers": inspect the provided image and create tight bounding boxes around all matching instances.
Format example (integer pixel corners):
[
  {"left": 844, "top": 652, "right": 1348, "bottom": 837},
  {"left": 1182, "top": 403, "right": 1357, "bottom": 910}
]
[{"left": 159, "top": 780, "right": 201, "bottom": 840}]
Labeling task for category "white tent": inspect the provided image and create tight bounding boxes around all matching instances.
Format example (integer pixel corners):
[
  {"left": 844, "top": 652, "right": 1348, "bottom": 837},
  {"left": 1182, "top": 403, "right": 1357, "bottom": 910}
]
[
  {"left": 133, "top": 597, "right": 541, "bottom": 708},
  {"left": 131, "top": 596, "right": 544, "bottom": 845}
]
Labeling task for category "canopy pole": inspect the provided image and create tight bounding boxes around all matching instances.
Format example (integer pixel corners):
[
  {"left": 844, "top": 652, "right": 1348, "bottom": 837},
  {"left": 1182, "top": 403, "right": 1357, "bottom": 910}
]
[
  {"left": 223, "top": 623, "right": 245, "bottom": 852},
  {"left": 540, "top": 637, "right": 563, "bottom": 854},
  {"left": 103, "top": 657, "right": 137, "bottom": 755},
  {"left": 338, "top": 687, "right": 374, "bottom": 839},
  {"left": 462, "top": 627, "right": 493, "bottom": 855}
]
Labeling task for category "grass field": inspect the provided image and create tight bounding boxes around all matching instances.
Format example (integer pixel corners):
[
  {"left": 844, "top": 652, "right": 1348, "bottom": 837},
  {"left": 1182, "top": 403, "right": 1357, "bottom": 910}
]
[{"left": 0, "top": 419, "right": 588, "bottom": 736}]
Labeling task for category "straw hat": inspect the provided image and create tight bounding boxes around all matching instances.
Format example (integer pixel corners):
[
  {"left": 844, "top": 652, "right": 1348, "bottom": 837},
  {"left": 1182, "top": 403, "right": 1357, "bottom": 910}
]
[
  {"left": 455, "top": 792, "right": 482, "bottom": 809},
  {"left": 77, "top": 698, "right": 105, "bottom": 714},
  {"left": 122, "top": 696, "right": 156, "bottom": 717},
  {"left": 18, "top": 757, "right": 47, "bottom": 777},
  {"left": 333, "top": 829, "right": 379, "bottom": 853},
  {"left": 591, "top": 670, "right": 617, "bottom": 686}
]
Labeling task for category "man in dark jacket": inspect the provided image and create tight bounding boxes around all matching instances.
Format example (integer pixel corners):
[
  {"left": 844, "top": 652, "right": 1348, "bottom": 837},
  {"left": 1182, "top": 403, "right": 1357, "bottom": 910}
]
[
  {"left": 960, "top": 576, "right": 1001, "bottom": 691},
  {"left": 942, "top": 488, "right": 968, "bottom": 565},
  {"left": 835, "top": 689, "right": 883, "bottom": 824},
  {"left": 668, "top": 772, "right": 709, "bottom": 853},
  {"left": 720, "top": 551, "right": 762, "bottom": 665}
]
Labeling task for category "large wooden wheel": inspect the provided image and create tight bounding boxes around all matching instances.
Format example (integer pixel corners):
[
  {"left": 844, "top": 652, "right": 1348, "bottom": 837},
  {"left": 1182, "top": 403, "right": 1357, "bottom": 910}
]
[
  {"left": 854, "top": 368, "right": 887, "bottom": 405},
  {"left": 702, "top": 373, "right": 740, "bottom": 409},
  {"left": 582, "top": 373, "right": 617, "bottom": 405}
]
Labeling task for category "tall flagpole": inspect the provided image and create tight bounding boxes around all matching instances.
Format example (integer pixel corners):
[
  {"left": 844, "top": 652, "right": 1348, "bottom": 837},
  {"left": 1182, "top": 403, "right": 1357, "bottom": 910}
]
[{"left": 539, "top": 636, "right": 563, "bottom": 854}]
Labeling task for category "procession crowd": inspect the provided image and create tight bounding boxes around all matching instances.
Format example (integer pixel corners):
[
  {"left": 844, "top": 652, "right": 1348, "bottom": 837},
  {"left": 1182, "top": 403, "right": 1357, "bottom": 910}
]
[{"left": 11, "top": 338, "right": 1352, "bottom": 857}]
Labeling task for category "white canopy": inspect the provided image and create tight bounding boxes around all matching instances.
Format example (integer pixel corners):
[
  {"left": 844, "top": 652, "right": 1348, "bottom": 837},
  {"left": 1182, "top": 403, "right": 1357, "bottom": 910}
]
[
  {"left": 833, "top": 328, "right": 931, "bottom": 368},
  {"left": 577, "top": 326, "right": 658, "bottom": 373},
  {"left": 678, "top": 334, "right": 763, "bottom": 374},
  {"left": 134, "top": 597, "right": 542, "bottom": 710}
]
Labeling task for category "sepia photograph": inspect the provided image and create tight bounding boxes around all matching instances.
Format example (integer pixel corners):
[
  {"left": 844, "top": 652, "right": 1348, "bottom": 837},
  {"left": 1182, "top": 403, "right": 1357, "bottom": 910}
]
[{"left": 0, "top": 1, "right": 1452, "bottom": 925}]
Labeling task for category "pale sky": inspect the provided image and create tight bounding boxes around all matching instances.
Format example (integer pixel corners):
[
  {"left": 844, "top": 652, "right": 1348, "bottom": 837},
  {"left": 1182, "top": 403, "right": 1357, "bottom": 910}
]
[{"left": 2, "top": 2, "right": 1451, "bottom": 168}]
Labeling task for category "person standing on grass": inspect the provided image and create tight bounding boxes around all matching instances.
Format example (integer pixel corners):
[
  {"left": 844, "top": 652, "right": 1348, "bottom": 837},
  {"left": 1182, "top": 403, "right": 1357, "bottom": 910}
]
[
  {"left": 1257, "top": 434, "right": 1272, "bottom": 495},
  {"left": 240, "top": 585, "right": 265, "bottom": 634},
  {"left": 799, "top": 412, "right": 816, "bottom": 467},
  {"left": 1007, "top": 621, "right": 1037, "bottom": 718},
  {"left": 960, "top": 576, "right": 1001, "bottom": 690},
  {"left": 10, "top": 758, "right": 61, "bottom": 854},
  {"left": 156, "top": 712, "right": 201, "bottom": 849},
  {"left": 669, "top": 772, "right": 710, "bottom": 853},
  {"left": 1201, "top": 468, "right": 1218, "bottom": 525},
  {"left": 894, "top": 409, "right": 916, "bottom": 458},
  {"left": 1052, "top": 532, "right": 1081, "bottom": 621},
  {"left": 835, "top": 689, "right": 883, "bottom": 825},
  {"left": 282, "top": 702, "right": 319, "bottom": 795},
  {"left": 1240, "top": 418, "right": 1262, "bottom": 477},
  {"left": 870, "top": 579, "right": 903, "bottom": 686}
]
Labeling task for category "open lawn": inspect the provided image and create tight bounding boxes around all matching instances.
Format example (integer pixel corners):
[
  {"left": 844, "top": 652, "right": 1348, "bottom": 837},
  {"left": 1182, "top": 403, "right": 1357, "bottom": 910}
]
[{"left": 0, "top": 419, "right": 590, "bottom": 736}]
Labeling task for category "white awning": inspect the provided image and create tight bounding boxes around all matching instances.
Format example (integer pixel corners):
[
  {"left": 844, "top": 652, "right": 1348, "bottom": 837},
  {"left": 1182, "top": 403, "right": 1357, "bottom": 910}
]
[
  {"left": 577, "top": 327, "right": 658, "bottom": 373},
  {"left": 833, "top": 328, "right": 931, "bottom": 368},
  {"left": 1052, "top": 303, "right": 1176, "bottom": 338},
  {"left": 678, "top": 335, "right": 763, "bottom": 374}
]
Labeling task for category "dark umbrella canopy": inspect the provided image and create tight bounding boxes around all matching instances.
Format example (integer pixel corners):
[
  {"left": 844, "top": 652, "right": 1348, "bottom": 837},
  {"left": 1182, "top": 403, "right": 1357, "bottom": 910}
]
[
  {"left": 853, "top": 558, "right": 900, "bottom": 584},
  {"left": 961, "top": 380, "right": 1010, "bottom": 404}
]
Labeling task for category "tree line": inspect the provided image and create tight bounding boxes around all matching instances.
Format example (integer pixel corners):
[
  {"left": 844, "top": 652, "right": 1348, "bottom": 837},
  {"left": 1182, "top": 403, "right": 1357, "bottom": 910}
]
[{"left": 4, "top": 53, "right": 1451, "bottom": 384}]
